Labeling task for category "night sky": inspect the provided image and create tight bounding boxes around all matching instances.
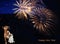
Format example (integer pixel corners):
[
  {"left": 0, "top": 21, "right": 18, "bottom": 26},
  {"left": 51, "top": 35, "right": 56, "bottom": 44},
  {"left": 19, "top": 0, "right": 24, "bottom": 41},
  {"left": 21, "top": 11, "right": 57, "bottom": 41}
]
[
  {"left": 0, "top": 0, "right": 59, "bottom": 14},
  {"left": 0, "top": 0, "right": 16, "bottom": 14},
  {"left": 0, "top": 0, "right": 60, "bottom": 44}
]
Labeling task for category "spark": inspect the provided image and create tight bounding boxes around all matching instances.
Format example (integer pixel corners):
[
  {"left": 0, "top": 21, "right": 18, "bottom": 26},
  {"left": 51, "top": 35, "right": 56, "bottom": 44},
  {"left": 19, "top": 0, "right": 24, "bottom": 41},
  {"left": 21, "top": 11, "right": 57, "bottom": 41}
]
[
  {"left": 13, "top": 0, "right": 36, "bottom": 19},
  {"left": 30, "top": 8, "right": 56, "bottom": 34},
  {"left": 13, "top": 0, "right": 56, "bottom": 34}
]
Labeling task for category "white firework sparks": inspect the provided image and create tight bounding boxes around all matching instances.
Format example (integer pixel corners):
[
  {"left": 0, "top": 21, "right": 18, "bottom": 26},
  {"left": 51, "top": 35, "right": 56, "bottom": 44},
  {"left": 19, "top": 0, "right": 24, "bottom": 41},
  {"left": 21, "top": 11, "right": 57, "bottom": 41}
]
[
  {"left": 13, "top": 0, "right": 36, "bottom": 19},
  {"left": 13, "top": 0, "right": 56, "bottom": 34}
]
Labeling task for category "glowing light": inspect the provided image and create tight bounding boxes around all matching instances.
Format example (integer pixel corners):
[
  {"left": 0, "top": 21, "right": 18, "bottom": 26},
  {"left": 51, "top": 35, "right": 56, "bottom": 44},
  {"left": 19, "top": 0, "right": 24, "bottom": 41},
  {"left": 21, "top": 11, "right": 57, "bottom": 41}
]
[
  {"left": 13, "top": 0, "right": 35, "bottom": 19},
  {"left": 13, "top": 0, "right": 56, "bottom": 34},
  {"left": 30, "top": 8, "right": 56, "bottom": 34}
]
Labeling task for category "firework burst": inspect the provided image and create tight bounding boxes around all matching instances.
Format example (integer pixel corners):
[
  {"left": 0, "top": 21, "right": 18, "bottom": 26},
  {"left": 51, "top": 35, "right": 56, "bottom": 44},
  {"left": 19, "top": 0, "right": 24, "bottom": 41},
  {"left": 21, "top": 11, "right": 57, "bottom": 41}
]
[
  {"left": 13, "top": 0, "right": 56, "bottom": 34},
  {"left": 13, "top": 0, "right": 36, "bottom": 19},
  {"left": 30, "top": 8, "right": 56, "bottom": 33}
]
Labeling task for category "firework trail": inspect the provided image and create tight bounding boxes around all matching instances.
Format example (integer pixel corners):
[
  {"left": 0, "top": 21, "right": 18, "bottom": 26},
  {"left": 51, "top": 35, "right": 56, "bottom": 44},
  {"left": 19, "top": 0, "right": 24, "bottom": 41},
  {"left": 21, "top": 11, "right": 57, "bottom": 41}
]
[{"left": 13, "top": 0, "right": 56, "bottom": 34}]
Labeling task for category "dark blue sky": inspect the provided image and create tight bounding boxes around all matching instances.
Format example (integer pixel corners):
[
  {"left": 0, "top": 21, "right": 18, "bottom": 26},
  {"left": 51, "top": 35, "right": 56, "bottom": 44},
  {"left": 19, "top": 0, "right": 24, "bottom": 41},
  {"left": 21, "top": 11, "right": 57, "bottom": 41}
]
[{"left": 0, "top": 0, "right": 16, "bottom": 14}]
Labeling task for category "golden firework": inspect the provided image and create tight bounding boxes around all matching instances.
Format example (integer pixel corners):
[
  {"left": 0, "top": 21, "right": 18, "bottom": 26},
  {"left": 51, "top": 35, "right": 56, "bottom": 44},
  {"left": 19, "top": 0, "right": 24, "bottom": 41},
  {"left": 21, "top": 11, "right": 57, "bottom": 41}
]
[
  {"left": 13, "top": 0, "right": 36, "bottom": 19},
  {"left": 30, "top": 8, "right": 56, "bottom": 34},
  {"left": 13, "top": 0, "right": 56, "bottom": 34}
]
